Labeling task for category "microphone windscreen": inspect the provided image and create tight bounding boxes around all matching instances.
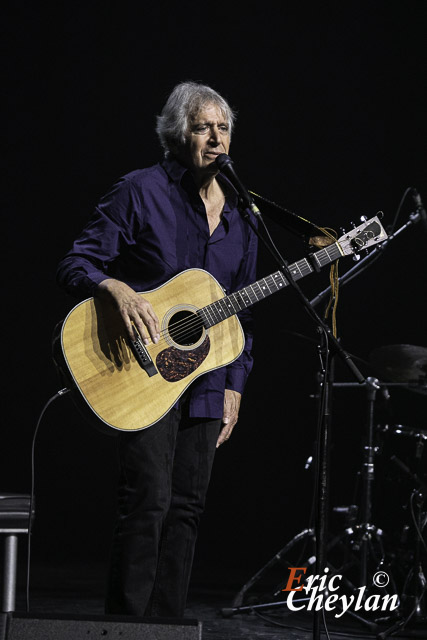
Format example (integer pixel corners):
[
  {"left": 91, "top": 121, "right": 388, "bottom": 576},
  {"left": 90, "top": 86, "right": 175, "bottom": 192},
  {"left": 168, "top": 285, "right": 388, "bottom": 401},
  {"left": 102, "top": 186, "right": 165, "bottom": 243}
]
[{"left": 215, "top": 153, "right": 233, "bottom": 170}]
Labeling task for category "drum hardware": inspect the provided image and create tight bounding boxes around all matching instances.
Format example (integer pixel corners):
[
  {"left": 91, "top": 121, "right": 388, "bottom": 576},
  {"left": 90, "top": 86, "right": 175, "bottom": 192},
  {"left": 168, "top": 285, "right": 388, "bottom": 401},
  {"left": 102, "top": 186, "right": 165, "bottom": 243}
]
[
  {"left": 376, "top": 471, "right": 426, "bottom": 638},
  {"left": 331, "top": 378, "right": 395, "bottom": 598},
  {"left": 388, "top": 452, "right": 427, "bottom": 621},
  {"left": 390, "top": 450, "right": 427, "bottom": 499},
  {"left": 223, "top": 376, "right": 400, "bottom": 633},
  {"left": 224, "top": 372, "right": 426, "bottom": 635},
  {"left": 350, "top": 341, "right": 427, "bottom": 637},
  {"left": 369, "top": 344, "right": 427, "bottom": 396}
]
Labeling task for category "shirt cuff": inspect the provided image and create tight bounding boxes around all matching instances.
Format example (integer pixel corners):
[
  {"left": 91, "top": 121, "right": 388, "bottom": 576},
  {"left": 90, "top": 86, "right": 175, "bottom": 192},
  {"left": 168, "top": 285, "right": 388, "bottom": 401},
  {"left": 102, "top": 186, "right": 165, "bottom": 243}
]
[{"left": 225, "top": 362, "right": 250, "bottom": 395}]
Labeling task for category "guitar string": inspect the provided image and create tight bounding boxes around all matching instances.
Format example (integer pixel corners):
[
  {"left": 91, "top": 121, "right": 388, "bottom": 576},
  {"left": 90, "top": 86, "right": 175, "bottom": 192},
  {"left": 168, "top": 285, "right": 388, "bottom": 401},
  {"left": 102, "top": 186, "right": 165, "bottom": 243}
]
[
  {"left": 141, "top": 247, "right": 340, "bottom": 348},
  {"left": 157, "top": 313, "right": 205, "bottom": 341},
  {"left": 149, "top": 291, "right": 251, "bottom": 346},
  {"left": 150, "top": 249, "right": 334, "bottom": 346},
  {"left": 145, "top": 264, "right": 315, "bottom": 348},
  {"left": 153, "top": 302, "right": 237, "bottom": 346},
  {"left": 150, "top": 274, "right": 289, "bottom": 348},
  {"left": 152, "top": 272, "right": 285, "bottom": 344},
  {"left": 148, "top": 293, "right": 249, "bottom": 348},
  {"left": 136, "top": 309, "right": 207, "bottom": 349},
  {"left": 155, "top": 319, "right": 205, "bottom": 348},
  {"left": 156, "top": 256, "right": 326, "bottom": 343}
]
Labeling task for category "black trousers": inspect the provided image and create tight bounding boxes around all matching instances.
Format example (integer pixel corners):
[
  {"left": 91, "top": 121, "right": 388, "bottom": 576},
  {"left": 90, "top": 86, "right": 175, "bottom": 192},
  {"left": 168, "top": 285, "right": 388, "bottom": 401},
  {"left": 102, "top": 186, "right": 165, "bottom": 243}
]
[{"left": 105, "top": 396, "right": 222, "bottom": 617}]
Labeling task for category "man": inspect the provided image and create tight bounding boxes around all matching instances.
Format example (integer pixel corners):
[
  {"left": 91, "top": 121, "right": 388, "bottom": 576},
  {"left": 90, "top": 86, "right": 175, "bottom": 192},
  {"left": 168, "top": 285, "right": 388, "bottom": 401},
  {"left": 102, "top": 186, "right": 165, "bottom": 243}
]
[{"left": 57, "top": 81, "right": 258, "bottom": 617}]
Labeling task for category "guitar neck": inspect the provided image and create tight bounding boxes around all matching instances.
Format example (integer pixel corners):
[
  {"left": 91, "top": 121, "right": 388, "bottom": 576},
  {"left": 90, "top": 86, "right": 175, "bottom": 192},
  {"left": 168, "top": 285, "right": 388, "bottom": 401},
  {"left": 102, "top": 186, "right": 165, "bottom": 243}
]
[{"left": 199, "top": 242, "right": 342, "bottom": 328}]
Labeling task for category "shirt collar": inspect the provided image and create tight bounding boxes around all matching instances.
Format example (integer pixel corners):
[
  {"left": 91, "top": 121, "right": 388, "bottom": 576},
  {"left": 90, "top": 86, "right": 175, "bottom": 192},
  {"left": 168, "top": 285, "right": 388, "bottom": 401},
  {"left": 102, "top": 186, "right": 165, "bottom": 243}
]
[
  {"left": 161, "top": 155, "right": 188, "bottom": 183},
  {"left": 161, "top": 155, "right": 239, "bottom": 210}
]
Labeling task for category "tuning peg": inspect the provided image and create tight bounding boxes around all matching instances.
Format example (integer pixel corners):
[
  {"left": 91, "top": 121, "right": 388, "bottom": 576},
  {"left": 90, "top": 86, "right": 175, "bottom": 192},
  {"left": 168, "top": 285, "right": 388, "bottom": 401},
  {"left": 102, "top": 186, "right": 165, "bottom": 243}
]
[
  {"left": 350, "top": 221, "right": 357, "bottom": 229},
  {"left": 360, "top": 215, "right": 368, "bottom": 222},
  {"left": 353, "top": 254, "right": 361, "bottom": 262},
  {"left": 339, "top": 227, "right": 346, "bottom": 235}
]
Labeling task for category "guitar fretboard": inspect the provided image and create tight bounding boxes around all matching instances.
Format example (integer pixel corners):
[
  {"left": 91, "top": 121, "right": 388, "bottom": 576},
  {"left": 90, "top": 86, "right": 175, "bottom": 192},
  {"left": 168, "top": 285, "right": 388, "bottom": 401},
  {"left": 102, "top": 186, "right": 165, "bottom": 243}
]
[{"left": 199, "top": 242, "right": 342, "bottom": 328}]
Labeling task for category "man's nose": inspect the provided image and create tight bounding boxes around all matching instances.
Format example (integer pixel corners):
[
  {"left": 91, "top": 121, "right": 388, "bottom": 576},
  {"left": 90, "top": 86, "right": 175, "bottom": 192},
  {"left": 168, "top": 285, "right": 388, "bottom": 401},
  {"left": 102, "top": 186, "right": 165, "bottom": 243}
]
[{"left": 208, "top": 126, "right": 221, "bottom": 144}]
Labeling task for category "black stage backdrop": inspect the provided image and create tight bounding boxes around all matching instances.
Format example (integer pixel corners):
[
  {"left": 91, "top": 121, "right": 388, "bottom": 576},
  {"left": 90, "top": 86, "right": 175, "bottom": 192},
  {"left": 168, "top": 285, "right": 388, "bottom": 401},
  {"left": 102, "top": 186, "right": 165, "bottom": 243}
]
[{"left": 3, "top": 2, "right": 427, "bottom": 593}]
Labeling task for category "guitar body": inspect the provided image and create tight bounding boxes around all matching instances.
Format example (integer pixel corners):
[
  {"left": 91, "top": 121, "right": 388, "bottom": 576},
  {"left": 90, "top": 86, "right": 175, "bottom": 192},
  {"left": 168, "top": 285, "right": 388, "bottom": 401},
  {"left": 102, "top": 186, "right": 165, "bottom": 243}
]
[{"left": 56, "top": 269, "right": 244, "bottom": 433}]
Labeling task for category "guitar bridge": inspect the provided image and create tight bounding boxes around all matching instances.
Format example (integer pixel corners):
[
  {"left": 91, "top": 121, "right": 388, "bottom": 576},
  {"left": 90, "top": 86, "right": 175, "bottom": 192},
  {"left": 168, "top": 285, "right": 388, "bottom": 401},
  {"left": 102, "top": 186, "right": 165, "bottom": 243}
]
[{"left": 129, "top": 335, "right": 158, "bottom": 377}]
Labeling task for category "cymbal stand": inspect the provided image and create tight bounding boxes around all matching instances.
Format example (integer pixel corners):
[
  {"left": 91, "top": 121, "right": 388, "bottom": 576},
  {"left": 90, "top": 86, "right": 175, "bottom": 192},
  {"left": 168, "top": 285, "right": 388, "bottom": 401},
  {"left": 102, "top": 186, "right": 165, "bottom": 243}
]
[
  {"left": 378, "top": 449, "right": 427, "bottom": 639},
  {"left": 333, "top": 378, "right": 390, "bottom": 590},
  {"left": 359, "top": 376, "right": 383, "bottom": 589}
]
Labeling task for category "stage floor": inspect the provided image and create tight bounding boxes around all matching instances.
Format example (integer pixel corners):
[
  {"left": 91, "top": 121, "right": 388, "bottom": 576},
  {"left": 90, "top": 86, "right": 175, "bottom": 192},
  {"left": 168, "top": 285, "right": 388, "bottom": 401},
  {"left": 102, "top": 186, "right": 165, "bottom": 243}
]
[{"left": 6, "top": 561, "right": 427, "bottom": 640}]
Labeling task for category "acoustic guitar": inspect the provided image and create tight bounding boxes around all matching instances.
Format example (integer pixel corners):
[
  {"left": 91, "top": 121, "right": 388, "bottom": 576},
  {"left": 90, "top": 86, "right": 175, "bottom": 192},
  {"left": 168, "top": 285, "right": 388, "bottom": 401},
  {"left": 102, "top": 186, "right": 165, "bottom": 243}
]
[{"left": 53, "top": 215, "right": 387, "bottom": 434}]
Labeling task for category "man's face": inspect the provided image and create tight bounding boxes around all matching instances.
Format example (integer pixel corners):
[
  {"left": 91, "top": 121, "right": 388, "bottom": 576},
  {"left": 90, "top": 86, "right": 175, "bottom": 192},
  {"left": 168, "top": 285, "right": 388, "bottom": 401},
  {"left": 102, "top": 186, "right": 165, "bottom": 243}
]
[{"left": 179, "top": 103, "right": 231, "bottom": 176}]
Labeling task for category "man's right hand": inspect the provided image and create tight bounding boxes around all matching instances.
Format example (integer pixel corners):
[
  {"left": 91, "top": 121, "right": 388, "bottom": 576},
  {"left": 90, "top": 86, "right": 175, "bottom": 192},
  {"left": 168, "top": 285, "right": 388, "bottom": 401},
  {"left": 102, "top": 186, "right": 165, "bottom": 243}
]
[{"left": 97, "top": 278, "right": 160, "bottom": 345}]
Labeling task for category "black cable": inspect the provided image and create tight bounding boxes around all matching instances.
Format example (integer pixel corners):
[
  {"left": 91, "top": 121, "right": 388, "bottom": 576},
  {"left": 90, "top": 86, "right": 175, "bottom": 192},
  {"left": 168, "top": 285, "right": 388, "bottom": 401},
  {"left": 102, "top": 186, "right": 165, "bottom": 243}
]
[
  {"left": 257, "top": 210, "right": 292, "bottom": 266},
  {"left": 322, "top": 607, "right": 332, "bottom": 640},
  {"left": 26, "top": 387, "right": 70, "bottom": 612},
  {"left": 312, "top": 329, "right": 333, "bottom": 640},
  {"left": 410, "top": 490, "right": 427, "bottom": 556},
  {"left": 389, "top": 187, "right": 413, "bottom": 234},
  {"left": 343, "top": 185, "right": 414, "bottom": 284}
]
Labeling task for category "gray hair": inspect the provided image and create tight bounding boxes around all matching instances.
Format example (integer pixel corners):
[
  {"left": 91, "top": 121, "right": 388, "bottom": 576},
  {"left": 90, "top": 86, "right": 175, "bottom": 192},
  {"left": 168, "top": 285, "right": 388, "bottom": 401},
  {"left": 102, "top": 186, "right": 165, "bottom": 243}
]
[{"left": 155, "top": 81, "right": 236, "bottom": 155}]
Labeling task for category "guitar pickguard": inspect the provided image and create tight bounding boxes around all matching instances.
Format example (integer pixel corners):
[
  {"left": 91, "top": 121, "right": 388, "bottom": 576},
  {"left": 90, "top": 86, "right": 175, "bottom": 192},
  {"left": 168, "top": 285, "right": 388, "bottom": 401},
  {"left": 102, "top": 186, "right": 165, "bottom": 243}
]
[{"left": 156, "top": 336, "right": 211, "bottom": 382}]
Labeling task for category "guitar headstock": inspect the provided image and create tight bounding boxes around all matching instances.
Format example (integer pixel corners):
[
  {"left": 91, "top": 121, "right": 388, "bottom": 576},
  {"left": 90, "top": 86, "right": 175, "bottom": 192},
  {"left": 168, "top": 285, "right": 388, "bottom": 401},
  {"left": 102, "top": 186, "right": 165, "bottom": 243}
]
[{"left": 338, "top": 215, "right": 388, "bottom": 256}]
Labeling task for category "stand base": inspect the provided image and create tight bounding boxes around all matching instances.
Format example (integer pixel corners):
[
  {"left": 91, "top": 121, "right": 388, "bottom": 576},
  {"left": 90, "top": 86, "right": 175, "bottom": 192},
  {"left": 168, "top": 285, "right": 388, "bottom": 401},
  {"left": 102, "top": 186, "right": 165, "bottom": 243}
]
[{"left": 226, "top": 524, "right": 418, "bottom": 634}]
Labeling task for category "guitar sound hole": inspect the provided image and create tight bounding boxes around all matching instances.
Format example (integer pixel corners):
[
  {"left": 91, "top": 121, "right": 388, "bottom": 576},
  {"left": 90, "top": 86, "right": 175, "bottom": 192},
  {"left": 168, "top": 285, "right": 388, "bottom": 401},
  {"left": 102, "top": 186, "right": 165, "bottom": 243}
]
[{"left": 168, "top": 310, "right": 203, "bottom": 347}]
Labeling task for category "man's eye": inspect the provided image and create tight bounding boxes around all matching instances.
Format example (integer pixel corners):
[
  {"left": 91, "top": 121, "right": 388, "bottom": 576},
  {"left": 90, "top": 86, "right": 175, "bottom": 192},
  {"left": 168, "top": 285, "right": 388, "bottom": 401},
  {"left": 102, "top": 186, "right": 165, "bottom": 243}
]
[{"left": 194, "top": 125, "right": 209, "bottom": 133}]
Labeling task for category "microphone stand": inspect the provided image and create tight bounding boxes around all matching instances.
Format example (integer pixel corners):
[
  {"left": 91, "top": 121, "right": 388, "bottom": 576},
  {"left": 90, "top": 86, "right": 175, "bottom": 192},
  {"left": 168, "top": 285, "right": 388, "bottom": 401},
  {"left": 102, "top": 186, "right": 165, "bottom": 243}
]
[{"left": 236, "top": 199, "right": 365, "bottom": 640}]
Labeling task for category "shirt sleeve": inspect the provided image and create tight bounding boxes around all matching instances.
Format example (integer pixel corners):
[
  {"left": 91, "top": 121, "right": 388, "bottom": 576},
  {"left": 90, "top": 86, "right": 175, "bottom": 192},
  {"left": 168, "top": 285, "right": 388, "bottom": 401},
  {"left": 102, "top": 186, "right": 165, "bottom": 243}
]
[
  {"left": 225, "top": 217, "right": 258, "bottom": 394},
  {"left": 56, "top": 177, "right": 143, "bottom": 298}
]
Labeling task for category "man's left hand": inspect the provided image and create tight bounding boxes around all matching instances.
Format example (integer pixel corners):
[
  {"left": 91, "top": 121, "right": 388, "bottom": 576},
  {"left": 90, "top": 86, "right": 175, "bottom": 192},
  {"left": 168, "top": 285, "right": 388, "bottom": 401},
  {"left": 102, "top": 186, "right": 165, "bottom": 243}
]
[{"left": 217, "top": 389, "right": 242, "bottom": 448}]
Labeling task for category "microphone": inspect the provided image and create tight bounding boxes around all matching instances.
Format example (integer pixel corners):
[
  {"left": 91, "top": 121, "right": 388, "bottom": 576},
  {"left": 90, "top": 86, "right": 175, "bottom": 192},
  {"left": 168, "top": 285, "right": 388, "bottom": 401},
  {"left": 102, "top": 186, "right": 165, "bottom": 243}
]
[
  {"left": 215, "top": 154, "right": 261, "bottom": 216},
  {"left": 411, "top": 187, "right": 427, "bottom": 232}
]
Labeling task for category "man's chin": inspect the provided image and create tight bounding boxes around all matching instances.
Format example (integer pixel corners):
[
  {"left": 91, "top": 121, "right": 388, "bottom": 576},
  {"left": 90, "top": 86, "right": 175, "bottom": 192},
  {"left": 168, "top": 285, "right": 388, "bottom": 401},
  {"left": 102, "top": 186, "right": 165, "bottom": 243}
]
[{"left": 204, "top": 157, "right": 221, "bottom": 171}]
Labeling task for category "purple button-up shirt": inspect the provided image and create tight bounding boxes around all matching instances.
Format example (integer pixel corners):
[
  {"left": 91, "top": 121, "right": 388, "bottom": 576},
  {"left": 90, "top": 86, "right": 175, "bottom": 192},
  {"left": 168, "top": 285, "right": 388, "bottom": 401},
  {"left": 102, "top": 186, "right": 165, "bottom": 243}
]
[{"left": 57, "top": 156, "right": 258, "bottom": 419}]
